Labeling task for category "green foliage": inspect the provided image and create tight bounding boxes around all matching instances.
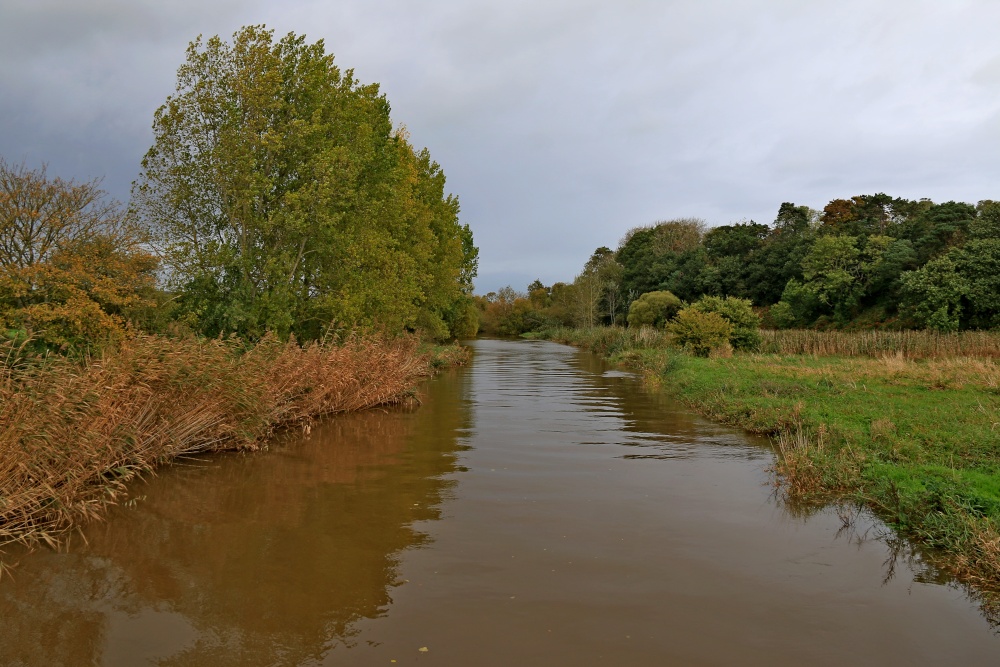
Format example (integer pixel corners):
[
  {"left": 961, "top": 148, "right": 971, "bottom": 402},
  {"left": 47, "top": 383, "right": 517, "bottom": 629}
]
[
  {"left": 571, "top": 247, "right": 625, "bottom": 326},
  {"left": 134, "top": 26, "right": 476, "bottom": 341},
  {"left": 745, "top": 212, "right": 817, "bottom": 305},
  {"left": 703, "top": 222, "right": 769, "bottom": 258},
  {"left": 667, "top": 308, "right": 732, "bottom": 357},
  {"left": 901, "top": 254, "right": 966, "bottom": 331},
  {"left": 626, "top": 290, "right": 682, "bottom": 328},
  {"left": 970, "top": 200, "right": 1000, "bottom": 240},
  {"left": 901, "top": 239, "right": 1000, "bottom": 331},
  {"left": 446, "top": 297, "right": 480, "bottom": 338},
  {"left": 864, "top": 236, "right": 917, "bottom": 300},
  {"left": 617, "top": 219, "right": 705, "bottom": 302},
  {"left": 773, "top": 202, "right": 813, "bottom": 232},
  {"left": 689, "top": 296, "right": 761, "bottom": 350},
  {"left": 800, "top": 235, "right": 862, "bottom": 320},
  {"left": 959, "top": 240, "right": 1000, "bottom": 328},
  {"left": 902, "top": 201, "right": 975, "bottom": 262},
  {"left": 568, "top": 191, "right": 1000, "bottom": 333},
  {"left": 768, "top": 301, "right": 797, "bottom": 329},
  {"left": 776, "top": 279, "right": 817, "bottom": 325}
]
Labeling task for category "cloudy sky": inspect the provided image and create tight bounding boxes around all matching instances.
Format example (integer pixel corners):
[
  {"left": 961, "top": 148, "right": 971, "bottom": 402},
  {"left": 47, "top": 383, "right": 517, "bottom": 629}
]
[{"left": 2, "top": 1, "right": 999, "bottom": 293}]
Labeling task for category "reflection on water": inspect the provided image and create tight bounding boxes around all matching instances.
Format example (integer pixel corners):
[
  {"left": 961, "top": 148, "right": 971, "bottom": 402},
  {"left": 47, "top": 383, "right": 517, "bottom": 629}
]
[
  {"left": 0, "top": 363, "right": 470, "bottom": 666},
  {"left": 2, "top": 338, "right": 999, "bottom": 666}
]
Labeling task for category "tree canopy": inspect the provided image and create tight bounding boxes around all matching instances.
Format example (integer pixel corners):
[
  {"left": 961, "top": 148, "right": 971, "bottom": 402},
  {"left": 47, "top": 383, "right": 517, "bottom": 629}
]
[
  {"left": 0, "top": 159, "right": 157, "bottom": 351},
  {"left": 495, "top": 190, "right": 1000, "bottom": 336},
  {"left": 134, "top": 26, "right": 477, "bottom": 341}
]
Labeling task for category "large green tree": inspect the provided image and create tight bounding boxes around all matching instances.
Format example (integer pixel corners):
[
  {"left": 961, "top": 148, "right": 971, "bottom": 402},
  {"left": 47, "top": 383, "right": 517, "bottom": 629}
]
[
  {"left": 134, "top": 26, "right": 476, "bottom": 340},
  {"left": 616, "top": 218, "right": 705, "bottom": 303}
]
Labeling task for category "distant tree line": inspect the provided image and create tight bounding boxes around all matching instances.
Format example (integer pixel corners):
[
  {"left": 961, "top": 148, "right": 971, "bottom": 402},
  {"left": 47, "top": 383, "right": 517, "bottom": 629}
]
[
  {"left": 480, "top": 194, "right": 1000, "bottom": 334},
  {"left": 0, "top": 26, "right": 478, "bottom": 354}
]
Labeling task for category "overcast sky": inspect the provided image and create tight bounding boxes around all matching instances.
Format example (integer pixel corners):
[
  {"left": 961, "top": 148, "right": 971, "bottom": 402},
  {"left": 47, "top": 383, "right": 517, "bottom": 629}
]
[{"left": 2, "top": 1, "right": 999, "bottom": 293}]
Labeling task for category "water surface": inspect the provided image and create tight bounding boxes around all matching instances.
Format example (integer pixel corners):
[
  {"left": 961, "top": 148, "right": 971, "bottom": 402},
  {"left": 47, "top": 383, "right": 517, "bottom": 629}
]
[{"left": 2, "top": 339, "right": 998, "bottom": 665}]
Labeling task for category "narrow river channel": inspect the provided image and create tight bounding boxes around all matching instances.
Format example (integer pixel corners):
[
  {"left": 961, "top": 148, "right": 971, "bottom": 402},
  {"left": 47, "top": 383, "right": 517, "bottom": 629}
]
[{"left": 2, "top": 338, "right": 999, "bottom": 665}]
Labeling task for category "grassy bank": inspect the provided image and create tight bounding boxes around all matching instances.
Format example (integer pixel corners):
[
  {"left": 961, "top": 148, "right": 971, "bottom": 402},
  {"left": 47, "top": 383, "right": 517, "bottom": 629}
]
[
  {"left": 540, "top": 326, "right": 1000, "bottom": 603},
  {"left": 0, "top": 334, "right": 462, "bottom": 556}
]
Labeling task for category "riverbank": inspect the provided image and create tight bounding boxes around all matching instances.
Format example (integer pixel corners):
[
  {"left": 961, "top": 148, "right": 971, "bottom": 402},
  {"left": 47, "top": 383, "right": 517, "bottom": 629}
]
[
  {"left": 537, "top": 326, "right": 1000, "bottom": 610},
  {"left": 0, "top": 334, "right": 465, "bottom": 558}
]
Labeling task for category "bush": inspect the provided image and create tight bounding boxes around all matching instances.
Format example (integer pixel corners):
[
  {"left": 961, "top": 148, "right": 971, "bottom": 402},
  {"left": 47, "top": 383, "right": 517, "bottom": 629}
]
[
  {"left": 627, "top": 291, "right": 683, "bottom": 328},
  {"left": 768, "top": 301, "right": 797, "bottom": 329},
  {"left": 668, "top": 308, "right": 732, "bottom": 357},
  {"left": 689, "top": 296, "right": 762, "bottom": 351}
]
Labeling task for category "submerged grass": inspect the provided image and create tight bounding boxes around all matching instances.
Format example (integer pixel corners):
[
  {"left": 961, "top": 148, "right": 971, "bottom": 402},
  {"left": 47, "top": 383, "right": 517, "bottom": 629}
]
[
  {"left": 0, "top": 333, "right": 444, "bottom": 557},
  {"left": 539, "top": 326, "right": 1000, "bottom": 613}
]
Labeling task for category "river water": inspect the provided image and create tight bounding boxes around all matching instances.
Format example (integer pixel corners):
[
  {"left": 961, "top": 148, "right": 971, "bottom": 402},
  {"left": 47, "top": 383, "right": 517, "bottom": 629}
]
[{"left": 1, "top": 338, "right": 998, "bottom": 665}]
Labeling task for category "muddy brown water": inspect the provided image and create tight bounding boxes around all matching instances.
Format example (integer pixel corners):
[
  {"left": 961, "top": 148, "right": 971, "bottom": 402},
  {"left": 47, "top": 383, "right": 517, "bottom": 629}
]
[{"left": 2, "top": 338, "right": 999, "bottom": 665}]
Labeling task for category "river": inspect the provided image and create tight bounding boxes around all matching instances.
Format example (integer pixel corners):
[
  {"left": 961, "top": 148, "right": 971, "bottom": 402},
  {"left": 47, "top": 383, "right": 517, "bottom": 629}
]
[{"left": 1, "top": 338, "right": 998, "bottom": 665}]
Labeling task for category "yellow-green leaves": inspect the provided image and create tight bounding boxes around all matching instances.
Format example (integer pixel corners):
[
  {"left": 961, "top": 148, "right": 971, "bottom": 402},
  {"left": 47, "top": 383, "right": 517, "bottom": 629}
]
[{"left": 135, "top": 26, "right": 476, "bottom": 341}]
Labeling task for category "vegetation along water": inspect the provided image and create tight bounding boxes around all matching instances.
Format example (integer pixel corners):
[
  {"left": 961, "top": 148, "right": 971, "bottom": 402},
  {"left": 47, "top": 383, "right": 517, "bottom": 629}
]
[
  {"left": 3, "top": 339, "right": 1000, "bottom": 664},
  {"left": 477, "top": 194, "right": 1000, "bottom": 614},
  {"left": 0, "top": 26, "right": 477, "bottom": 557},
  {"left": 4, "top": 20, "right": 1000, "bottom": 663}
]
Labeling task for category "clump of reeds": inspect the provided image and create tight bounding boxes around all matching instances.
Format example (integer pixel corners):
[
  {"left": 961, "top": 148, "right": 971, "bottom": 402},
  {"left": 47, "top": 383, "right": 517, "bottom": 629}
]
[
  {"left": 771, "top": 421, "right": 867, "bottom": 499},
  {"left": 0, "top": 333, "right": 432, "bottom": 553},
  {"left": 760, "top": 329, "right": 1000, "bottom": 359},
  {"left": 772, "top": 426, "right": 824, "bottom": 497}
]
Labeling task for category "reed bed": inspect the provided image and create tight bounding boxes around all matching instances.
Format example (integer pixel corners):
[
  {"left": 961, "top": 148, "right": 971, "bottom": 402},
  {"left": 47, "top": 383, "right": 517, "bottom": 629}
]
[
  {"left": 0, "top": 334, "right": 432, "bottom": 553},
  {"left": 541, "top": 325, "right": 673, "bottom": 357},
  {"left": 760, "top": 329, "right": 1000, "bottom": 359},
  {"left": 547, "top": 326, "right": 1000, "bottom": 361}
]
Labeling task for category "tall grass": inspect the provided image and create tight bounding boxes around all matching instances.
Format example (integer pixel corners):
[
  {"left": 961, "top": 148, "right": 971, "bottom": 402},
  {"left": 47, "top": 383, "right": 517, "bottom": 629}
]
[
  {"left": 760, "top": 329, "right": 1000, "bottom": 359},
  {"left": 542, "top": 325, "right": 672, "bottom": 357},
  {"left": 547, "top": 326, "right": 1000, "bottom": 360},
  {"left": 0, "top": 333, "right": 432, "bottom": 553}
]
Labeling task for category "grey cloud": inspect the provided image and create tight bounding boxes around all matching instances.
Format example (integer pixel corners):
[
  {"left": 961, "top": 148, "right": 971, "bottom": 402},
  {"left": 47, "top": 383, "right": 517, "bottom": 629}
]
[{"left": 2, "top": 0, "right": 1000, "bottom": 293}]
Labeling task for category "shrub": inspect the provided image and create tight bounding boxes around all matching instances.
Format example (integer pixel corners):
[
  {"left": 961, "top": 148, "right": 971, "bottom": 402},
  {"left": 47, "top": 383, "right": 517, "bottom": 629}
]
[
  {"left": 689, "top": 295, "right": 762, "bottom": 351},
  {"left": 768, "top": 301, "right": 797, "bottom": 329},
  {"left": 668, "top": 308, "right": 732, "bottom": 357},
  {"left": 627, "top": 290, "right": 683, "bottom": 328}
]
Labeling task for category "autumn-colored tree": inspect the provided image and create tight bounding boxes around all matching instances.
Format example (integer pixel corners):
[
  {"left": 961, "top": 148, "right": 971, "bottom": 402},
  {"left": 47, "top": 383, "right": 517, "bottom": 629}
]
[
  {"left": 0, "top": 159, "right": 157, "bottom": 351},
  {"left": 527, "top": 280, "right": 551, "bottom": 309},
  {"left": 0, "top": 159, "right": 143, "bottom": 270}
]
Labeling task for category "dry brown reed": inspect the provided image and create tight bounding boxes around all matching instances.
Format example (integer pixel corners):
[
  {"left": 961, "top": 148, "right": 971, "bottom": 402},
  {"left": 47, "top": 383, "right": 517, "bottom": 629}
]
[
  {"left": 0, "top": 334, "right": 431, "bottom": 553},
  {"left": 760, "top": 329, "right": 1000, "bottom": 359}
]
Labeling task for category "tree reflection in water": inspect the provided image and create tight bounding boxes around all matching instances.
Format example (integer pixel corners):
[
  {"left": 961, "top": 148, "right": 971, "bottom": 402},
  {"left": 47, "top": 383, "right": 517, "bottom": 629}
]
[{"left": 0, "top": 365, "right": 471, "bottom": 666}]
